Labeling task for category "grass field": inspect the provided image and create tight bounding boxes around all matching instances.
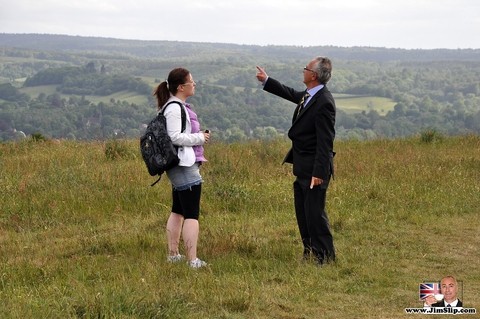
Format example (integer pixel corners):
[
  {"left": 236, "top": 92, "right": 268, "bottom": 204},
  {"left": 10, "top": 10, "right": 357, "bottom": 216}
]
[
  {"left": 18, "top": 85, "right": 150, "bottom": 105},
  {"left": 334, "top": 94, "right": 396, "bottom": 115},
  {"left": 1, "top": 135, "right": 479, "bottom": 318}
]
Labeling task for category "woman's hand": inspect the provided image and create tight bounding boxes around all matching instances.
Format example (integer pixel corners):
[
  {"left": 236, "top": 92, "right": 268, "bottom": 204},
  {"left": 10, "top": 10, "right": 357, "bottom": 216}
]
[{"left": 203, "top": 130, "right": 210, "bottom": 143}]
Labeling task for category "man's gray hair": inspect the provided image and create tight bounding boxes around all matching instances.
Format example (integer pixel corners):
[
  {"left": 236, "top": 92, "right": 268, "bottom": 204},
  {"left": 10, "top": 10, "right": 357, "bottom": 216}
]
[{"left": 313, "top": 56, "right": 332, "bottom": 84}]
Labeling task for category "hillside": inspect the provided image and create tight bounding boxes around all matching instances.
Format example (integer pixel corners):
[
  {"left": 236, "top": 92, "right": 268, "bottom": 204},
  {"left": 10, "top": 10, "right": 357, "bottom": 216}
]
[
  {"left": 2, "top": 33, "right": 480, "bottom": 61},
  {"left": 1, "top": 136, "right": 479, "bottom": 318},
  {"left": 1, "top": 33, "right": 480, "bottom": 142}
]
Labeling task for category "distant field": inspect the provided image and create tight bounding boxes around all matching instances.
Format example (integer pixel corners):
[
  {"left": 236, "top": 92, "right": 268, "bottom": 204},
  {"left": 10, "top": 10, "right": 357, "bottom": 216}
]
[
  {"left": 334, "top": 94, "right": 396, "bottom": 115},
  {"left": 19, "top": 85, "right": 149, "bottom": 104},
  {"left": 19, "top": 85, "right": 58, "bottom": 96},
  {"left": 138, "top": 76, "right": 158, "bottom": 86},
  {"left": 86, "top": 91, "right": 149, "bottom": 104}
]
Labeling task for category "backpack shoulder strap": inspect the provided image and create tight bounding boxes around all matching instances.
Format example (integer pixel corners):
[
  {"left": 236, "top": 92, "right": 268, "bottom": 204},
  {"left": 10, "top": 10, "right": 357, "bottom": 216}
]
[
  {"left": 161, "top": 101, "right": 186, "bottom": 133},
  {"left": 151, "top": 176, "right": 162, "bottom": 187}
]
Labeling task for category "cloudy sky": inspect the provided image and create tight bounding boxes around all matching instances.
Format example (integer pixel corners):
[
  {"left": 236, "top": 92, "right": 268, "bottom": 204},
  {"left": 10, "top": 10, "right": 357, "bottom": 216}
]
[{"left": 1, "top": 0, "right": 479, "bottom": 49}]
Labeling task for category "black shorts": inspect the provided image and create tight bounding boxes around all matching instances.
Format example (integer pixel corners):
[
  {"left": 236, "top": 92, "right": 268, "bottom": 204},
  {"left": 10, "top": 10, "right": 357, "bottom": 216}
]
[{"left": 171, "top": 184, "right": 202, "bottom": 220}]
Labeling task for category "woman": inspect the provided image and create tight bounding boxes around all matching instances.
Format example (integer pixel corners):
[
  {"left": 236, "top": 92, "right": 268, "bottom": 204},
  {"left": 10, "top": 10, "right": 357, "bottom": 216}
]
[{"left": 153, "top": 67, "right": 210, "bottom": 269}]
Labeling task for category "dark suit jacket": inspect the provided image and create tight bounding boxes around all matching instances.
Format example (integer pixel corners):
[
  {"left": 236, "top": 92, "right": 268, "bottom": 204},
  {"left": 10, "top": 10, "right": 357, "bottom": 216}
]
[
  {"left": 264, "top": 77, "right": 336, "bottom": 182},
  {"left": 432, "top": 299, "right": 463, "bottom": 307}
]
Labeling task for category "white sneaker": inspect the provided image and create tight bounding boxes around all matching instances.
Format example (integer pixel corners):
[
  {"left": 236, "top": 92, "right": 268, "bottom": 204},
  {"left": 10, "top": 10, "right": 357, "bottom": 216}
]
[
  {"left": 188, "top": 258, "right": 207, "bottom": 269},
  {"left": 167, "top": 254, "right": 185, "bottom": 263}
]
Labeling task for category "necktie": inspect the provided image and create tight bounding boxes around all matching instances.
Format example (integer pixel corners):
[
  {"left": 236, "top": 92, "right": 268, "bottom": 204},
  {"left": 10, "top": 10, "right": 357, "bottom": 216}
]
[
  {"left": 296, "top": 92, "right": 310, "bottom": 118},
  {"left": 446, "top": 304, "right": 451, "bottom": 307}
]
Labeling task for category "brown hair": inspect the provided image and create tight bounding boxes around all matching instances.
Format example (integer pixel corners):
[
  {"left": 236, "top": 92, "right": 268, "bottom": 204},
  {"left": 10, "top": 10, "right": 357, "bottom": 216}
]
[{"left": 153, "top": 67, "right": 190, "bottom": 110}]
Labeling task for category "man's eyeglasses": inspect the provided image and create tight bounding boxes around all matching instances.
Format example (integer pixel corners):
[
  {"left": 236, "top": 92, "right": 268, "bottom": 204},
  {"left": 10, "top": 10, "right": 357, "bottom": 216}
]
[{"left": 303, "top": 67, "right": 316, "bottom": 73}]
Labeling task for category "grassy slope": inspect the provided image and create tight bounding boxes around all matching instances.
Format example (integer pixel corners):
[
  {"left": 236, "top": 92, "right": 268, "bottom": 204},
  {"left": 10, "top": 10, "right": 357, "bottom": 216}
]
[
  {"left": 18, "top": 85, "right": 150, "bottom": 105},
  {"left": 335, "top": 95, "right": 396, "bottom": 115},
  {"left": 0, "top": 136, "right": 479, "bottom": 318}
]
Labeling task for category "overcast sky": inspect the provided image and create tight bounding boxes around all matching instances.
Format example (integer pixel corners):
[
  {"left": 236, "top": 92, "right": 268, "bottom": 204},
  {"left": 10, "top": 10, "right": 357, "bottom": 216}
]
[{"left": 1, "top": 0, "right": 479, "bottom": 49}]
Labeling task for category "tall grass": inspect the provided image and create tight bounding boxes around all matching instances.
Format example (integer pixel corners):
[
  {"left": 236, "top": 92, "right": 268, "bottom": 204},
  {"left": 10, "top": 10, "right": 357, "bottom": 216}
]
[{"left": 1, "top": 135, "right": 479, "bottom": 318}]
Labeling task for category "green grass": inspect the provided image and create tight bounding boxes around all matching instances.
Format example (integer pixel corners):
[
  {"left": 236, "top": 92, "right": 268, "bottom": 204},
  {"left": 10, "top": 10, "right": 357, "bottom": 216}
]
[
  {"left": 18, "top": 85, "right": 149, "bottom": 105},
  {"left": 1, "top": 136, "right": 479, "bottom": 318},
  {"left": 335, "top": 94, "right": 396, "bottom": 115},
  {"left": 85, "top": 91, "right": 149, "bottom": 104},
  {"left": 19, "top": 85, "right": 59, "bottom": 96}
]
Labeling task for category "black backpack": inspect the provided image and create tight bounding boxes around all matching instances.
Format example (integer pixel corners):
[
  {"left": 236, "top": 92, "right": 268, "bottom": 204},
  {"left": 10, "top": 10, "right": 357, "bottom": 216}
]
[{"left": 140, "top": 101, "right": 186, "bottom": 186}]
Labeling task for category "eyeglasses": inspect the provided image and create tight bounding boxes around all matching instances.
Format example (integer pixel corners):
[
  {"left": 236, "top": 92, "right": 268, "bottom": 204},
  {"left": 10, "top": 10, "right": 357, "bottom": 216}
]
[
  {"left": 182, "top": 80, "right": 196, "bottom": 86},
  {"left": 303, "top": 67, "right": 316, "bottom": 73}
]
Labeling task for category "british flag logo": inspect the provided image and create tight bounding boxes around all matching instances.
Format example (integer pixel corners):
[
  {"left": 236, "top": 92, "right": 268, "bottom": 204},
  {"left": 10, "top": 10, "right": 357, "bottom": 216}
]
[{"left": 419, "top": 282, "right": 441, "bottom": 300}]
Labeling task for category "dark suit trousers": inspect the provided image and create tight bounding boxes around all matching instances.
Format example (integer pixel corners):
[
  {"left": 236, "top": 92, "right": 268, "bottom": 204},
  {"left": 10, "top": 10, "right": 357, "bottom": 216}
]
[{"left": 293, "top": 178, "right": 335, "bottom": 264}]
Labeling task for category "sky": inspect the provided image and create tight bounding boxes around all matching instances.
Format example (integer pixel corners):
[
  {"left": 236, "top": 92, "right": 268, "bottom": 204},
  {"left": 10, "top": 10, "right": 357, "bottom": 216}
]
[{"left": 1, "top": 0, "right": 479, "bottom": 49}]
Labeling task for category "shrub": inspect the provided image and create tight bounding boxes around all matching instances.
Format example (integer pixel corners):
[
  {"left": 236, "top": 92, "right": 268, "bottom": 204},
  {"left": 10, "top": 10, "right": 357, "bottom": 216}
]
[
  {"left": 104, "top": 139, "right": 134, "bottom": 160},
  {"left": 420, "top": 128, "right": 444, "bottom": 143},
  {"left": 30, "top": 132, "right": 47, "bottom": 142}
]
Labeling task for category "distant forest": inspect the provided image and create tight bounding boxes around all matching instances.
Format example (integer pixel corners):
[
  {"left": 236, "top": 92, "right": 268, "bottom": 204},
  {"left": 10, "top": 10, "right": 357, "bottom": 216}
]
[{"left": 1, "top": 33, "right": 479, "bottom": 142}]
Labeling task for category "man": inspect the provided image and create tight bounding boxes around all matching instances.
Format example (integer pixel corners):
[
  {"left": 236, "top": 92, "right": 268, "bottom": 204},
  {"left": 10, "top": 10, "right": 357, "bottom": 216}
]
[
  {"left": 256, "top": 56, "right": 336, "bottom": 265},
  {"left": 424, "top": 276, "right": 463, "bottom": 307}
]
